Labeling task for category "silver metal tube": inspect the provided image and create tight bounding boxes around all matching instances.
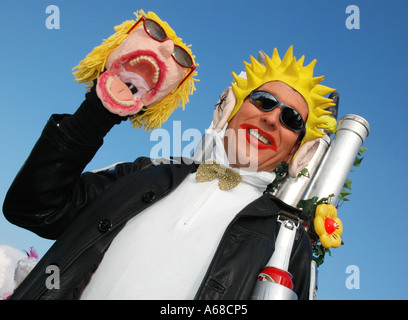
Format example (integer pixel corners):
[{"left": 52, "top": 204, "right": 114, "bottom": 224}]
[
  {"left": 303, "top": 114, "right": 370, "bottom": 204},
  {"left": 275, "top": 91, "right": 339, "bottom": 207},
  {"left": 250, "top": 282, "right": 298, "bottom": 300},
  {"left": 275, "top": 134, "right": 331, "bottom": 207}
]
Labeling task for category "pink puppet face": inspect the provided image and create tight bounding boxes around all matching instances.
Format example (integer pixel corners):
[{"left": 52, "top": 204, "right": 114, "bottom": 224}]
[{"left": 96, "top": 20, "right": 188, "bottom": 116}]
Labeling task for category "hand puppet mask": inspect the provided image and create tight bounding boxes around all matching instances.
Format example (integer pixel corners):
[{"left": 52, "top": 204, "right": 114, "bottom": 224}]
[{"left": 73, "top": 10, "right": 198, "bottom": 131}]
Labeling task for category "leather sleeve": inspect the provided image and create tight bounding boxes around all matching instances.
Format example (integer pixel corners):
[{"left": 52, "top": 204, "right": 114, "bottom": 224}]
[
  {"left": 2, "top": 91, "right": 151, "bottom": 239},
  {"left": 289, "top": 226, "right": 313, "bottom": 300}
]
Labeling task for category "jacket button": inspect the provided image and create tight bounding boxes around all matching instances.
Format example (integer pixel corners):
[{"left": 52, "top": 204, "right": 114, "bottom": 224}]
[
  {"left": 98, "top": 219, "right": 112, "bottom": 233},
  {"left": 142, "top": 191, "right": 156, "bottom": 203}
]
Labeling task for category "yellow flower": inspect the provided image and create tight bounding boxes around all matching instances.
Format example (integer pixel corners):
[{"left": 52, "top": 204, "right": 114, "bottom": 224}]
[{"left": 314, "top": 204, "right": 343, "bottom": 249}]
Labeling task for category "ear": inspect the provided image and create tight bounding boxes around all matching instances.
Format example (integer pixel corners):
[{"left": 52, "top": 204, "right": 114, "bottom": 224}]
[
  {"left": 213, "top": 87, "right": 236, "bottom": 131},
  {"left": 288, "top": 139, "right": 320, "bottom": 178}
]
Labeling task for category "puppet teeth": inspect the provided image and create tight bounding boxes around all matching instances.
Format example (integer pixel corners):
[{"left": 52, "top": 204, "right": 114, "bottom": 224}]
[
  {"left": 106, "top": 76, "right": 135, "bottom": 107},
  {"left": 129, "top": 56, "right": 159, "bottom": 70},
  {"left": 129, "top": 56, "right": 160, "bottom": 85},
  {"left": 152, "top": 71, "right": 159, "bottom": 84},
  {"left": 249, "top": 129, "right": 271, "bottom": 145}
]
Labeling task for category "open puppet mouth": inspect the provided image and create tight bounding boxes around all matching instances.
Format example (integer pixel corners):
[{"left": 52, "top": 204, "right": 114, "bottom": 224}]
[
  {"left": 99, "top": 50, "right": 167, "bottom": 112},
  {"left": 240, "top": 124, "right": 278, "bottom": 151}
]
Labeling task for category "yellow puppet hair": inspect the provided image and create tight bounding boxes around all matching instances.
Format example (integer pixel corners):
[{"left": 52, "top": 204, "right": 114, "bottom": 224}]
[
  {"left": 229, "top": 46, "right": 336, "bottom": 144},
  {"left": 72, "top": 10, "right": 198, "bottom": 132}
]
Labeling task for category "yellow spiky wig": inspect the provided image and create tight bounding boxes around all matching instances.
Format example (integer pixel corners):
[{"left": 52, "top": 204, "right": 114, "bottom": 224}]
[
  {"left": 72, "top": 10, "right": 198, "bottom": 132},
  {"left": 229, "top": 46, "right": 336, "bottom": 144}
]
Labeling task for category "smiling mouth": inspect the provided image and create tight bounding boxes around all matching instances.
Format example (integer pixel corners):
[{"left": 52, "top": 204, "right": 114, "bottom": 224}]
[
  {"left": 100, "top": 50, "right": 167, "bottom": 111},
  {"left": 240, "top": 124, "right": 277, "bottom": 151},
  {"left": 248, "top": 129, "right": 271, "bottom": 145}
]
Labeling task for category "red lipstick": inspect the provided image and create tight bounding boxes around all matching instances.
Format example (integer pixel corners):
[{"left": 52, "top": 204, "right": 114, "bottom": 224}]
[{"left": 240, "top": 124, "right": 277, "bottom": 151}]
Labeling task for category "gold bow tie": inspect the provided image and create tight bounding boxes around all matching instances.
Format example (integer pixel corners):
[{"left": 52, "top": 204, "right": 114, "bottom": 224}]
[{"left": 195, "top": 161, "right": 242, "bottom": 190}]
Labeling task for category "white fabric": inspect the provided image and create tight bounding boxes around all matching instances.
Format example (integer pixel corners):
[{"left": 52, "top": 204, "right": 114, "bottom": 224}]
[{"left": 81, "top": 125, "right": 275, "bottom": 300}]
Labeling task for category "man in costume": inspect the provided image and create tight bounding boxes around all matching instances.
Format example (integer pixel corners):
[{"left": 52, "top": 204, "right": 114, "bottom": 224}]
[{"left": 3, "top": 10, "right": 335, "bottom": 300}]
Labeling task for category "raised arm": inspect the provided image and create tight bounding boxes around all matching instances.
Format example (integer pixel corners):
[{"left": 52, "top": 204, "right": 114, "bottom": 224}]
[{"left": 2, "top": 88, "right": 132, "bottom": 239}]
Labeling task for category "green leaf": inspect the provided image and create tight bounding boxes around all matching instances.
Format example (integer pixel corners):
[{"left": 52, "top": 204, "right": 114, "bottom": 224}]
[
  {"left": 353, "top": 156, "right": 364, "bottom": 167},
  {"left": 338, "top": 190, "right": 351, "bottom": 200},
  {"left": 343, "top": 178, "right": 352, "bottom": 191},
  {"left": 315, "top": 246, "right": 324, "bottom": 256},
  {"left": 358, "top": 146, "right": 367, "bottom": 157},
  {"left": 313, "top": 256, "right": 324, "bottom": 267},
  {"left": 298, "top": 168, "right": 309, "bottom": 177}
]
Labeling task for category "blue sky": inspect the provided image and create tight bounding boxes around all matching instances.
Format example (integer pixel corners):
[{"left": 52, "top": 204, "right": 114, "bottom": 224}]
[{"left": 1, "top": 0, "right": 407, "bottom": 299}]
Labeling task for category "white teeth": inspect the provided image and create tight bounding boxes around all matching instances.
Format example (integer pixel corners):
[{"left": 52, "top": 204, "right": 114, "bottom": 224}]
[
  {"left": 129, "top": 55, "right": 160, "bottom": 84},
  {"left": 249, "top": 129, "right": 271, "bottom": 145},
  {"left": 105, "top": 76, "right": 135, "bottom": 107},
  {"left": 152, "top": 72, "right": 159, "bottom": 84}
]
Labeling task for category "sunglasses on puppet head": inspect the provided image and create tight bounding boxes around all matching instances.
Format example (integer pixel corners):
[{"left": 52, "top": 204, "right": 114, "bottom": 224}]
[{"left": 127, "top": 17, "right": 196, "bottom": 88}]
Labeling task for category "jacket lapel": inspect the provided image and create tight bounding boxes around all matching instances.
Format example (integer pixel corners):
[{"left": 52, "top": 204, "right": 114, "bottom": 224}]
[
  {"left": 194, "top": 193, "right": 301, "bottom": 299},
  {"left": 11, "top": 160, "right": 197, "bottom": 300}
]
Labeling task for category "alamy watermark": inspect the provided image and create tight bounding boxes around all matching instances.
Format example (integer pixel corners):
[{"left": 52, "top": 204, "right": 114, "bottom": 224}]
[
  {"left": 345, "top": 264, "right": 360, "bottom": 290},
  {"left": 345, "top": 5, "right": 360, "bottom": 30},
  {"left": 149, "top": 121, "right": 260, "bottom": 171},
  {"left": 38, "top": 4, "right": 362, "bottom": 297},
  {"left": 44, "top": 5, "right": 361, "bottom": 33},
  {"left": 45, "top": 5, "right": 60, "bottom": 30},
  {"left": 45, "top": 265, "right": 60, "bottom": 290},
  {"left": 44, "top": 263, "right": 361, "bottom": 292}
]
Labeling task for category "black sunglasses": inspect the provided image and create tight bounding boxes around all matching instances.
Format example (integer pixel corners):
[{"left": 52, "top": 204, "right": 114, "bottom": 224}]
[
  {"left": 127, "top": 17, "right": 196, "bottom": 89},
  {"left": 127, "top": 17, "right": 195, "bottom": 69},
  {"left": 249, "top": 90, "right": 306, "bottom": 134}
]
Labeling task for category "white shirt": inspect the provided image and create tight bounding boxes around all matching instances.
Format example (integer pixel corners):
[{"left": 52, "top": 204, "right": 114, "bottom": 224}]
[{"left": 81, "top": 125, "right": 275, "bottom": 300}]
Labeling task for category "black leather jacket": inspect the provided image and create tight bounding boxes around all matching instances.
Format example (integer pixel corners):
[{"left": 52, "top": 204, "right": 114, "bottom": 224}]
[{"left": 3, "top": 91, "right": 312, "bottom": 300}]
